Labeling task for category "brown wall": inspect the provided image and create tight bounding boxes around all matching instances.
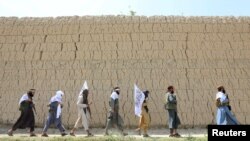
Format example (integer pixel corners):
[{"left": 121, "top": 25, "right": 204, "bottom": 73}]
[{"left": 0, "top": 16, "right": 250, "bottom": 128}]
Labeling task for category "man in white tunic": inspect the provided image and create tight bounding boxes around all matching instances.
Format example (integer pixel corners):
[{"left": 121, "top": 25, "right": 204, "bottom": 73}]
[{"left": 70, "top": 89, "right": 93, "bottom": 136}]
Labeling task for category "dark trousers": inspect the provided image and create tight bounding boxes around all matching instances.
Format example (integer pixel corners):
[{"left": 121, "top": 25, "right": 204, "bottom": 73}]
[
  {"left": 105, "top": 111, "right": 124, "bottom": 133},
  {"left": 43, "top": 112, "right": 65, "bottom": 133},
  {"left": 12, "top": 110, "right": 35, "bottom": 132}
]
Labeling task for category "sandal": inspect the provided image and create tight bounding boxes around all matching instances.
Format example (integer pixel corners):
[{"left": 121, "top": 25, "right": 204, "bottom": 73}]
[
  {"left": 174, "top": 133, "right": 181, "bottom": 137},
  {"left": 30, "top": 133, "right": 37, "bottom": 137},
  {"left": 41, "top": 133, "right": 48, "bottom": 137},
  {"left": 143, "top": 134, "right": 150, "bottom": 137},
  {"left": 104, "top": 132, "right": 109, "bottom": 136},
  {"left": 122, "top": 132, "right": 128, "bottom": 136},
  {"left": 7, "top": 130, "right": 13, "bottom": 136},
  {"left": 169, "top": 134, "right": 174, "bottom": 137},
  {"left": 87, "top": 133, "right": 94, "bottom": 137},
  {"left": 135, "top": 128, "right": 141, "bottom": 135},
  {"left": 61, "top": 132, "right": 67, "bottom": 136}
]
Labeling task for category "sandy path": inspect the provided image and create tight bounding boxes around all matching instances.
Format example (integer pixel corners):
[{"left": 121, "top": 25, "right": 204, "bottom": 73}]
[{"left": 0, "top": 126, "right": 207, "bottom": 138}]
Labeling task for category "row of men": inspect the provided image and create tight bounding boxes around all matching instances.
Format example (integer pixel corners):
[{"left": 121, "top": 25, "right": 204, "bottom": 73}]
[{"left": 7, "top": 85, "right": 239, "bottom": 138}]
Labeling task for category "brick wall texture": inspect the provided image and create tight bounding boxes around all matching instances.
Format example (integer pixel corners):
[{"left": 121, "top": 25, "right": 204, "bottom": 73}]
[{"left": 0, "top": 16, "right": 250, "bottom": 128}]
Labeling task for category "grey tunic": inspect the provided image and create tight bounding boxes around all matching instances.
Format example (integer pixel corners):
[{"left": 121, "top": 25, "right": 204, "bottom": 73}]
[
  {"left": 166, "top": 92, "right": 181, "bottom": 129},
  {"left": 73, "top": 95, "right": 90, "bottom": 130},
  {"left": 105, "top": 93, "right": 124, "bottom": 132}
]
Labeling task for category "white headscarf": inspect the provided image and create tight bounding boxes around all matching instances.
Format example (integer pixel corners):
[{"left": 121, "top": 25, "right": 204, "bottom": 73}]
[
  {"left": 216, "top": 92, "right": 225, "bottom": 100},
  {"left": 50, "top": 90, "right": 64, "bottom": 103},
  {"left": 49, "top": 90, "right": 64, "bottom": 118},
  {"left": 19, "top": 93, "right": 29, "bottom": 105},
  {"left": 110, "top": 91, "right": 119, "bottom": 100}
]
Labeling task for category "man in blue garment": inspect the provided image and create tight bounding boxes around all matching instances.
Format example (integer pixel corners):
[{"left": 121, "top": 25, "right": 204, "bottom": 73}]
[
  {"left": 216, "top": 86, "right": 239, "bottom": 125},
  {"left": 41, "top": 90, "right": 67, "bottom": 137}
]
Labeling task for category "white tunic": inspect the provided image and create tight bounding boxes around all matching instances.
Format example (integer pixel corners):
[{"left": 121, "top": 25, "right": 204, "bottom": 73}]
[{"left": 73, "top": 95, "right": 90, "bottom": 130}]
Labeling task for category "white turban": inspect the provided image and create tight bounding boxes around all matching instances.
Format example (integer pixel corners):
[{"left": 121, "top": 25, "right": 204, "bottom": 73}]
[
  {"left": 50, "top": 90, "right": 64, "bottom": 103},
  {"left": 49, "top": 90, "right": 64, "bottom": 118}
]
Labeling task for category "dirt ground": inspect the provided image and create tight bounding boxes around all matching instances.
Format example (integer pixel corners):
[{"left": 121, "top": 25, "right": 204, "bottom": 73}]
[{"left": 0, "top": 125, "right": 207, "bottom": 138}]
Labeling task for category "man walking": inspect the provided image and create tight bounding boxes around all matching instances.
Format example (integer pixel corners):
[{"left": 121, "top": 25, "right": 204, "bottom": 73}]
[
  {"left": 105, "top": 87, "right": 127, "bottom": 136},
  {"left": 8, "top": 89, "right": 36, "bottom": 136},
  {"left": 41, "top": 90, "right": 67, "bottom": 137},
  {"left": 165, "top": 86, "right": 181, "bottom": 137}
]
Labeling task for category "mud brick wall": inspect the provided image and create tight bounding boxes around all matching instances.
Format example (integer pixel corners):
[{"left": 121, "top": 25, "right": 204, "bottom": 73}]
[{"left": 0, "top": 16, "right": 250, "bottom": 128}]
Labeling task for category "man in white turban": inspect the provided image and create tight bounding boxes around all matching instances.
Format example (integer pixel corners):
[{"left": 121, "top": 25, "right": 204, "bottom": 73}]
[{"left": 41, "top": 90, "right": 67, "bottom": 137}]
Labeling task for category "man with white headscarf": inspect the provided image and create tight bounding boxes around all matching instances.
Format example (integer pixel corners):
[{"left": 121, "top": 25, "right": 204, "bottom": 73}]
[
  {"left": 41, "top": 90, "right": 67, "bottom": 137},
  {"left": 8, "top": 89, "right": 36, "bottom": 136},
  {"left": 216, "top": 86, "right": 239, "bottom": 125},
  {"left": 104, "top": 87, "right": 127, "bottom": 136}
]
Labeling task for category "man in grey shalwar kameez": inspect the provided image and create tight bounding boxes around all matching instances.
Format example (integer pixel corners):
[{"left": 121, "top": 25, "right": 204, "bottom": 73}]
[
  {"left": 165, "top": 86, "right": 181, "bottom": 137},
  {"left": 104, "top": 87, "right": 127, "bottom": 136}
]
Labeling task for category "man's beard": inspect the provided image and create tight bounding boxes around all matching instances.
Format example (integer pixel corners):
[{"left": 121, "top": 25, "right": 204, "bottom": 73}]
[{"left": 28, "top": 93, "right": 34, "bottom": 97}]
